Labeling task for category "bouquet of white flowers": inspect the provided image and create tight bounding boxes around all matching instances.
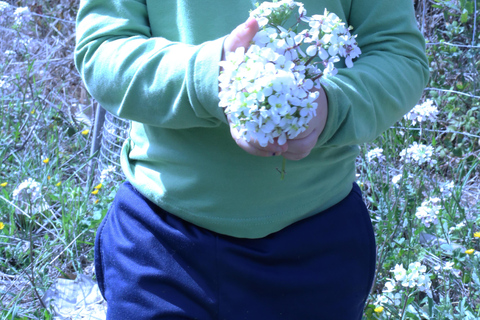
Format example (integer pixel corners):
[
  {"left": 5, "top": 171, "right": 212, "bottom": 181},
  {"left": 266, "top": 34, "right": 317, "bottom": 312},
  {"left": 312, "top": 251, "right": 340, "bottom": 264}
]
[{"left": 219, "top": 0, "right": 361, "bottom": 148}]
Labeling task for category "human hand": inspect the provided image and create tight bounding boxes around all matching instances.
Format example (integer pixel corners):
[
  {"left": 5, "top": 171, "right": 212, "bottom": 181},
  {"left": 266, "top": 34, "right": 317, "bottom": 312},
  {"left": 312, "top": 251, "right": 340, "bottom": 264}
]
[
  {"left": 222, "top": 17, "right": 288, "bottom": 157},
  {"left": 281, "top": 88, "right": 328, "bottom": 161}
]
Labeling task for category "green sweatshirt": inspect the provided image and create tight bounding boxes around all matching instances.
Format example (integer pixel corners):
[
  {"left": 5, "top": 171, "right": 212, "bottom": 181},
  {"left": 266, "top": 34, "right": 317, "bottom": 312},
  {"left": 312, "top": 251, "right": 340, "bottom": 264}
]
[{"left": 75, "top": 0, "right": 429, "bottom": 238}]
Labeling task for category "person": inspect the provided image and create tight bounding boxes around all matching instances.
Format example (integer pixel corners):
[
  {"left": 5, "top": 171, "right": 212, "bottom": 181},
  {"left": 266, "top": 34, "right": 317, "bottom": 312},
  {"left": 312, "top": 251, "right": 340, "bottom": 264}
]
[{"left": 75, "top": 0, "right": 429, "bottom": 319}]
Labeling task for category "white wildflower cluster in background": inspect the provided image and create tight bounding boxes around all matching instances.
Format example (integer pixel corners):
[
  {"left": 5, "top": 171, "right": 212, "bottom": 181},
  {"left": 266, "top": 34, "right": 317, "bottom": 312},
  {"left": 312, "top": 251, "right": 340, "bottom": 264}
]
[
  {"left": 366, "top": 147, "right": 385, "bottom": 163},
  {"left": 415, "top": 197, "right": 441, "bottom": 227},
  {"left": 219, "top": 0, "right": 360, "bottom": 146},
  {"left": 99, "top": 165, "right": 116, "bottom": 183},
  {"left": 0, "top": 1, "right": 9, "bottom": 12},
  {"left": 12, "top": 178, "right": 41, "bottom": 202},
  {"left": 14, "top": 6, "right": 32, "bottom": 27},
  {"left": 399, "top": 142, "right": 436, "bottom": 166},
  {"left": 392, "top": 262, "right": 432, "bottom": 296},
  {"left": 375, "top": 262, "right": 432, "bottom": 313},
  {"left": 0, "top": 2, "right": 32, "bottom": 28},
  {"left": 404, "top": 99, "right": 439, "bottom": 125},
  {"left": 392, "top": 173, "right": 403, "bottom": 185}
]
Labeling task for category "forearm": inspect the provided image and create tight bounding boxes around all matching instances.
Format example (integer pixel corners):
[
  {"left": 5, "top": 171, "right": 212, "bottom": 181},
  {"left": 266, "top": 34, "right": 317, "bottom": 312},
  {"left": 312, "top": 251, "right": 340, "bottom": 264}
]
[
  {"left": 316, "top": 0, "right": 429, "bottom": 147},
  {"left": 74, "top": 0, "right": 227, "bottom": 129}
]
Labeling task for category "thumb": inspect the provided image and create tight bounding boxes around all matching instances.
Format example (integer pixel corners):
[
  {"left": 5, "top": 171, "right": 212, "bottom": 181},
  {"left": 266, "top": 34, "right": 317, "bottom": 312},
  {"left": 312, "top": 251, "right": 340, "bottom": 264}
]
[{"left": 224, "top": 17, "right": 259, "bottom": 55}]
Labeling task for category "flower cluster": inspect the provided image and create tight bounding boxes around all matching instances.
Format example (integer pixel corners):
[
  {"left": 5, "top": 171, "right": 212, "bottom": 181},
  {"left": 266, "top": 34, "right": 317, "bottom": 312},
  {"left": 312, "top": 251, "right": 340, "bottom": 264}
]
[
  {"left": 366, "top": 147, "right": 385, "bottom": 163},
  {"left": 404, "top": 99, "right": 439, "bottom": 125},
  {"left": 14, "top": 6, "right": 32, "bottom": 27},
  {"left": 219, "top": 1, "right": 360, "bottom": 146},
  {"left": 12, "top": 178, "right": 41, "bottom": 202},
  {"left": 399, "top": 142, "right": 436, "bottom": 166},
  {"left": 0, "top": 2, "right": 32, "bottom": 27},
  {"left": 100, "top": 165, "right": 116, "bottom": 183},
  {"left": 415, "top": 197, "right": 441, "bottom": 227},
  {"left": 392, "top": 262, "right": 432, "bottom": 296}
]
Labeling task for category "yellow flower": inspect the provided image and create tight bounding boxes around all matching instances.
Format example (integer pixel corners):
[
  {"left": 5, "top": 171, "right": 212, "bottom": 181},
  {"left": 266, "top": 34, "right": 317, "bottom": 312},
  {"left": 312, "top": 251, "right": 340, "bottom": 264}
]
[
  {"left": 91, "top": 189, "right": 99, "bottom": 195},
  {"left": 43, "top": 158, "right": 50, "bottom": 164},
  {"left": 0, "top": 182, "right": 7, "bottom": 187},
  {"left": 474, "top": 232, "right": 480, "bottom": 238},
  {"left": 56, "top": 182, "right": 61, "bottom": 187},
  {"left": 465, "top": 249, "right": 475, "bottom": 255},
  {"left": 47, "top": 176, "right": 51, "bottom": 180},
  {"left": 374, "top": 306, "right": 384, "bottom": 313},
  {"left": 94, "top": 183, "right": 102, "bottom": 190},
  {"left": 31, "top": 109, "right": 35, "bottom": 114},
  {"left": 0, "top": 222, "right": 4, "bottom": 230},
  {"left": 81, "top": 129, "right": 89, "bottom": 135},
  {"left": 95, "top": 199, "right": 99, "bottom": 204}
]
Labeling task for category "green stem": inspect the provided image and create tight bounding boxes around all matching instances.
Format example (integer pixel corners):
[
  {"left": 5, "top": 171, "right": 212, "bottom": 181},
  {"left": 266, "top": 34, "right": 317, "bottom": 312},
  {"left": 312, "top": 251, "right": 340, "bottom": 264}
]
[{"left": 281, "top": 157, "right": 286, "bottom": 180}]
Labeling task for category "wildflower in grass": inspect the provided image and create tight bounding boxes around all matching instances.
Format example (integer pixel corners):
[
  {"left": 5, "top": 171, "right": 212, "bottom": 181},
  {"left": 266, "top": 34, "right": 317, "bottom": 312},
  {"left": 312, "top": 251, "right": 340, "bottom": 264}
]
[
  {"left": 5, "top": 50, "right": 15, "bottom": 57},
  {"left": 0, "top": 1, "right": 9, "bottom": 12},
  {"left": 94, "top": 183, "right": 102, "bottom": 190},
  {"left": 13, "top": 178, "right": 41, "bottom": 201},
  {"left": 376, "top": 291, "right": 402, "bottom": 306},
  {"left": 31, "top": 109, "right": 35, "bottom": 115},
  {"left": 95, "top": 199, "right": 100, "bottom": 204},
  {"left": 392, "top": 262, "right": 432, "bottom": 297},
  {"left": 56, "top": 182, "right": 61, "bottom": 187},
  {"left": 465, "top": 249, "right": 475, "bottom": 255},
  {"left": 374, "top": 306, "right": 384, "bottom": 313},
  {"left": 42, "top": 158, "right": 50, "bottom": 164},
  {"left": 14, "top": 6, "right": 32, "bottom": 27},
  {"left": 1, "top": 182, "right": 7, "bottom": 187},
  {"left": 450, "top": 221, "right": 466, "bottom": 233},
  {"left": 415, "top": 197, "right": 441, "bottom": 227},
  {"left": 91, "top": 189, "right": 99, "bottom": 195},
  {"left": 81, "top": 129, "right": 89, "bottom": 135},
  {"left": 100, "top": 165, "right": 116, "bottom": 183},
  {"left": 392, "top": 173, "right": 403, "bottom": 185},
  {"left": 399, "top": 142, "right": 436, "bottom": 166},
  {"left": 440, "top": 180, "right": 454, "bottom": 196},
  {"left": 0, "top": 222, "right": 4, "bottom": 230},
  {"left": 433, "top": 261, "right": 460, "bottom": 277},
  {"left": 474, "top": 232, "right": 480, "bottom": 238},
  {"left": 404, "top": 99, "right": 439, "bottom": 125},
  {"left": 366, "top": 147, "right": 385, "bottom": 163}
]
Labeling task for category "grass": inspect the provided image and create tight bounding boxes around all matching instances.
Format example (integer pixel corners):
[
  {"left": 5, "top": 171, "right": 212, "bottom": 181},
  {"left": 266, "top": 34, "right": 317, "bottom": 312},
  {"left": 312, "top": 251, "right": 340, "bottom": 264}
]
[{"left": 0, "top": 0, "right": 479, "bottom": 319}]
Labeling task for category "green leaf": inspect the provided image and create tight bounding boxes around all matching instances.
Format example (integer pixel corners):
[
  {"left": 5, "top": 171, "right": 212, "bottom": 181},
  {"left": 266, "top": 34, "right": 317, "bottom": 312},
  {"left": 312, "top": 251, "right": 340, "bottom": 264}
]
[{"left": 460, "top": 8, "right": 469, "bottom": 23}]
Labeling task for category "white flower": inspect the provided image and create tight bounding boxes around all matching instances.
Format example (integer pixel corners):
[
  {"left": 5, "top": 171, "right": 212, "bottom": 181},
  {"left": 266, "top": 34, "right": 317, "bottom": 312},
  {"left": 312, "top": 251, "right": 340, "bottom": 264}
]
[
  {"left": 392, "top": 173, "right": 403, "bottom": 185},
  {"left": 390, "top": 262, "right": 432, "bottom": 297},
  {"left": 220, "top": 2, "right": 360, "bottom": 147},
  {"left": 366, "top": 147, "right": 385, "bottom": 163},
  {"left": 404, "top": 99, "right": 439, "bottom": 125},
  {"left": 13, "top": 178, "right": 41, "bottom": 201},
  {"left": 399, "top": 142, "right": 436, "bottom": 166},
  {"left": 449, "top": 221, "right": 466, "bottom": 233},
  {"left": 440, "top": 180, "right": 454, "bottom": 196},
  {"left": 100, "top": 165, "right": 116, "bottom": 183},
  {"left": 0, "top": 1, "right": 9, "bottom": 12},
  {"left": 14, "top": 6, "right": 32, "bottom": 27},
  {"left": 415, "top": 197, "right": 441, "bottom": 227}
]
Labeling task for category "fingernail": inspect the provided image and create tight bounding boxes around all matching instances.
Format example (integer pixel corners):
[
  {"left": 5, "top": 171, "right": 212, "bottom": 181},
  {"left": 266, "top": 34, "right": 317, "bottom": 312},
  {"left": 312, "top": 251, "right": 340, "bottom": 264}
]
[{"left": 244, "top": 16, "right": 255, "bottom": 28}]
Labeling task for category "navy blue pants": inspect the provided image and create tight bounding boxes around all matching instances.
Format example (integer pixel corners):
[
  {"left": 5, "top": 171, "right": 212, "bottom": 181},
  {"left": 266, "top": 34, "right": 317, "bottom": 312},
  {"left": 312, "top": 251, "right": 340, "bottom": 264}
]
[{"left": 95, "top": 182, "right": 376, "bottom": 320}]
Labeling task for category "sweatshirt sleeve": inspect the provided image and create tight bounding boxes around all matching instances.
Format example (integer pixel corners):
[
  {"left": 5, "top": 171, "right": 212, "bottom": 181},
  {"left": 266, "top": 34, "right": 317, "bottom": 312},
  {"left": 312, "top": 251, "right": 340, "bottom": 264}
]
[
  {"left": 74, "top": 0, "right": 227, "bottom": 129},
  {"left": 316, "top": 0, "right": 429, "bottom": 147}
]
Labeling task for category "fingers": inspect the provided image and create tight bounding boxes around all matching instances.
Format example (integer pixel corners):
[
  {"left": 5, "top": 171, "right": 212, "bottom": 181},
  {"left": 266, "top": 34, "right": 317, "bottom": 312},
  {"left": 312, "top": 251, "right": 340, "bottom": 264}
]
[
  {"left": 283, "top": 88, "right": 329, "bottom": 160},
  {"left": 223, "top": 17, "right": 259, "bottom": 57},
  {"left": 230, "top": 125, "right": 287, "bottom": 157},
  {"left": 282, "top": 129, "right": 319, "bottom": 160}
]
